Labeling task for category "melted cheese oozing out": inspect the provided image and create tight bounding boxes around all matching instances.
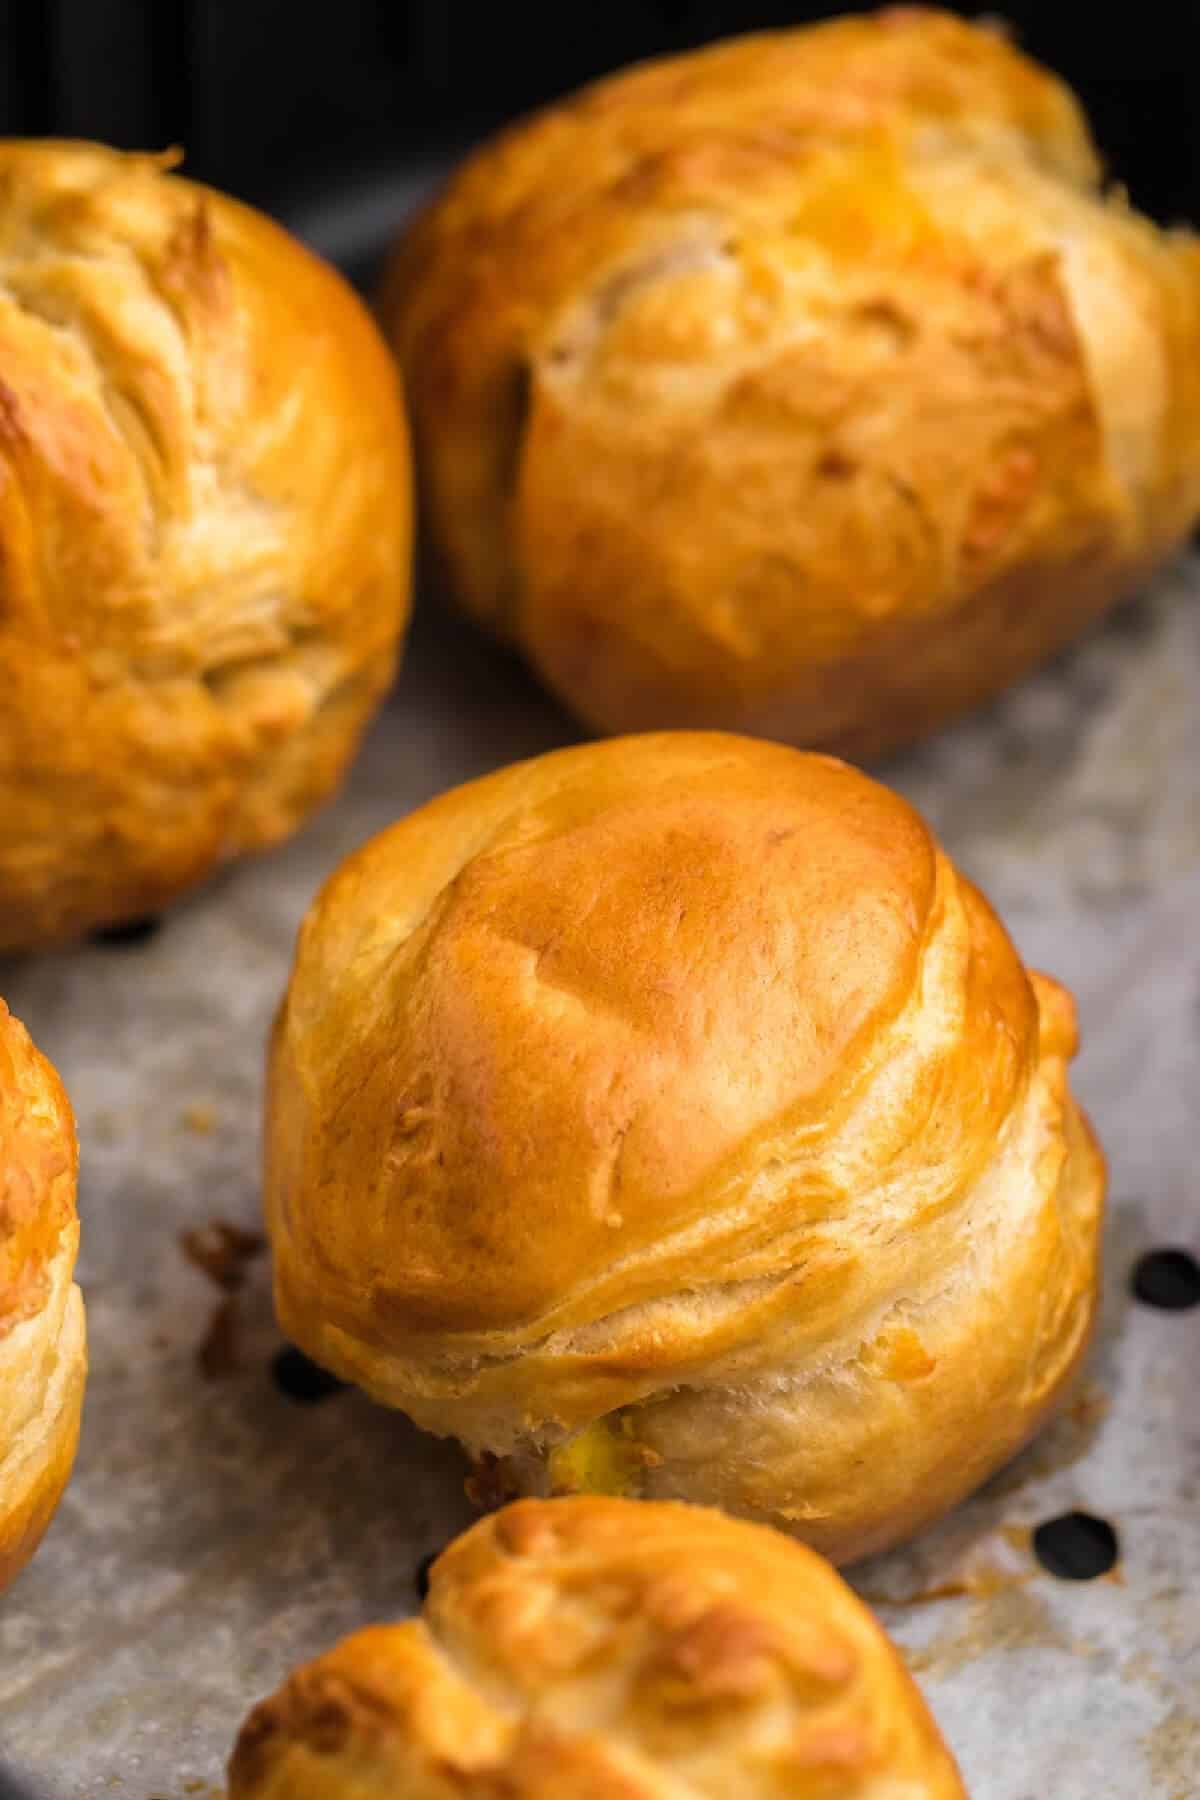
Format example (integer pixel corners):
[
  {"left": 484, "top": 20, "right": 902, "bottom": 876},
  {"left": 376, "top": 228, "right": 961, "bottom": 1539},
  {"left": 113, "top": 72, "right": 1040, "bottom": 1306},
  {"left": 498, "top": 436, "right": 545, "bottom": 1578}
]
[{"left": 549, "top": 1417, "right": 645, "bottom": 1497}]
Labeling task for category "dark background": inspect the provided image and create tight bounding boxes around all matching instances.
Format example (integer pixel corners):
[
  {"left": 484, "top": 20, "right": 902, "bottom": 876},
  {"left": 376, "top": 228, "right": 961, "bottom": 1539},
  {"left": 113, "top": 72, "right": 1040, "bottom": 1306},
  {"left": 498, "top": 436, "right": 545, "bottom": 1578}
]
[{"left": 0, "top": 0, "right": 1196, "bottom": 264}]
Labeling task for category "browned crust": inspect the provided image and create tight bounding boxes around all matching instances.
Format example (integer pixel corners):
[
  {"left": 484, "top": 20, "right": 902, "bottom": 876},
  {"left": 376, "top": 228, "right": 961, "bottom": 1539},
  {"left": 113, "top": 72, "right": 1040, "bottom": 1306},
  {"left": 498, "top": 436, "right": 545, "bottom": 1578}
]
[
  {"left": 265, "top": 732, "right": 1104, "bottom": 1566},
  {"left": 0, "top": 998, "right": 86, "bottom": 1593},
  {"left": 230, "top": 1496, "right": 966, "bottom": 1797},
  {"left": 382, "top": 7, "right": 1200, "bottom": 756},
  {"left": 0, "top": 140, "right": 413, "bottom": 949}
]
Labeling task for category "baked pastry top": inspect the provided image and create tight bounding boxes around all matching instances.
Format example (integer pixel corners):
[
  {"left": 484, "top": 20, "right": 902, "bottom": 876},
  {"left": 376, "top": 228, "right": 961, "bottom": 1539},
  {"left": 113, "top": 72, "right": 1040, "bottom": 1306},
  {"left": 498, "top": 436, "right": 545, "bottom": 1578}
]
[
  {"left": 229, "top": 1495, "right": 966, "bottom": 1797},
  {"left": 266, "top": 733, "right": 1104, "bottom": 1563},
  {"left": 0, "top": 140, "right": 412, "bottom": 950},
  {"left": 383, "top": 6, "right": 1200, "bottom": 756},
  {"left": 0, "top": 997, "right": 85, "bottom": 1592}
]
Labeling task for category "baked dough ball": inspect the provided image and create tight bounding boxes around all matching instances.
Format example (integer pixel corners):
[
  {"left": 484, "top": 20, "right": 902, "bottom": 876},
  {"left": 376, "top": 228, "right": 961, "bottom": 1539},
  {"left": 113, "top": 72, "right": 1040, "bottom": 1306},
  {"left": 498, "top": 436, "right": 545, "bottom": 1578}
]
[
  {"left": 0, "top": 998, "right": 85, "bottom": 1593},
  {"left": 229, "top": 1495, "right": 966, "bottom": 1798},
  {"left": 266, "top": 733, "right": 1104, "bottom": 1565},
  {"left": 0, "top": 141, "right": 412, "bottom": 951},
  {"left": 382, "top": 7, "right": 1200, "bottom": 759}
]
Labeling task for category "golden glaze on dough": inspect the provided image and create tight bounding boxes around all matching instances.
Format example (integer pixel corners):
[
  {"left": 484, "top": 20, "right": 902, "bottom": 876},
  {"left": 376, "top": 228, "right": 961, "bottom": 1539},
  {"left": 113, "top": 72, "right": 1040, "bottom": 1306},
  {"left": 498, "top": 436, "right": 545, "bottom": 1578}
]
[
  {"left": 266, "top": 734, "right": 1104, "bottom": 1564},
  {"left": 0, "top": 998, "right": 85, "bottom": 1592},
  {"left": 229, "top": 1496, "right": 966, "bottom": 1797},
  {"left": 0, "top": 140, "right": 412, "bottom": 949},
  {"left": 383, "top": 7, "right": 1200, "bottom": 757}
]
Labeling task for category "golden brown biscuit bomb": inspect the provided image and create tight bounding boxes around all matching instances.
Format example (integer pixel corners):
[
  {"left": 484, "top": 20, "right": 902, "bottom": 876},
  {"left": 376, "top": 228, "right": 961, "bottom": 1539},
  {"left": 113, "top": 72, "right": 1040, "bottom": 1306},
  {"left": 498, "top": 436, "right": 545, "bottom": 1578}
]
[
  {"left": 229, "top": 1495, "right": 967, "bottom": 1798},
  {"left": 0, "top": 999, "right": 85, "bottom": 1593},
  {"left": 266, "top": 732, "right": 1104, "bottom": 1565},
  {"left": 382, "top": 7, "right": 1200, "bottom": 759},
  {"left": 0, "top": 140, "right": 413, "bottom": 952}
]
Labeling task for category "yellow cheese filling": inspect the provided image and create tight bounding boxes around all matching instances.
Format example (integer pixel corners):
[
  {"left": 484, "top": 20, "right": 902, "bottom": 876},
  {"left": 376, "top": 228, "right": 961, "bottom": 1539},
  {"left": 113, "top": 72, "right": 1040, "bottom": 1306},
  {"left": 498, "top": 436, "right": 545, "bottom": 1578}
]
[{"left": 548, "top": 1413, "right": 658, "bottom": 1497}]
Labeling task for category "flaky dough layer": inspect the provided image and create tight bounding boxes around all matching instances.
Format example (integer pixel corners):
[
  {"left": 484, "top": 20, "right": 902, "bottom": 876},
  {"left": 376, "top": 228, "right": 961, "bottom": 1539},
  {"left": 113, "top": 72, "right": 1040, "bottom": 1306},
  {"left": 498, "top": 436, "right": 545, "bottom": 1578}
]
[
  {"left": 0, "top": 999, "right": 85, "bottom": 1593},
  {"left": 230, "top": 1496, "right": 966, "bottom": 1798},
  {"left": 383, "top": 7, "right": 1200, "bottom": 757},
  {"left": 0, "top": 141, "right": 412, "bottom": 949},
  {"left": 266, "top": 733, "right": 1104, "bottom": 1564}
]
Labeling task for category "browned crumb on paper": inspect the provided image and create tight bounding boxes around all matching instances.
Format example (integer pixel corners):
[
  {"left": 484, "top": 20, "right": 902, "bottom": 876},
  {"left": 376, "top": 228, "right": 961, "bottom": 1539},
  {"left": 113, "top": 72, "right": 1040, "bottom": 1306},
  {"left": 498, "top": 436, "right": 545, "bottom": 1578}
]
[
  {"left": 181, "top": 1219, "right": 266, "bottom": 1292},
  {"left": 465, "top": 1452, "right": 524, "bottom": 1513},
  {"left": 180, "top": 1102, "right": 217, "bottom": 1135},
  {"left": 197, "top": 1295, "right": 241, "bottom": 1380},
  {"left": 182, "top": 1219, "right": 267, "bottom": 1380}
]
